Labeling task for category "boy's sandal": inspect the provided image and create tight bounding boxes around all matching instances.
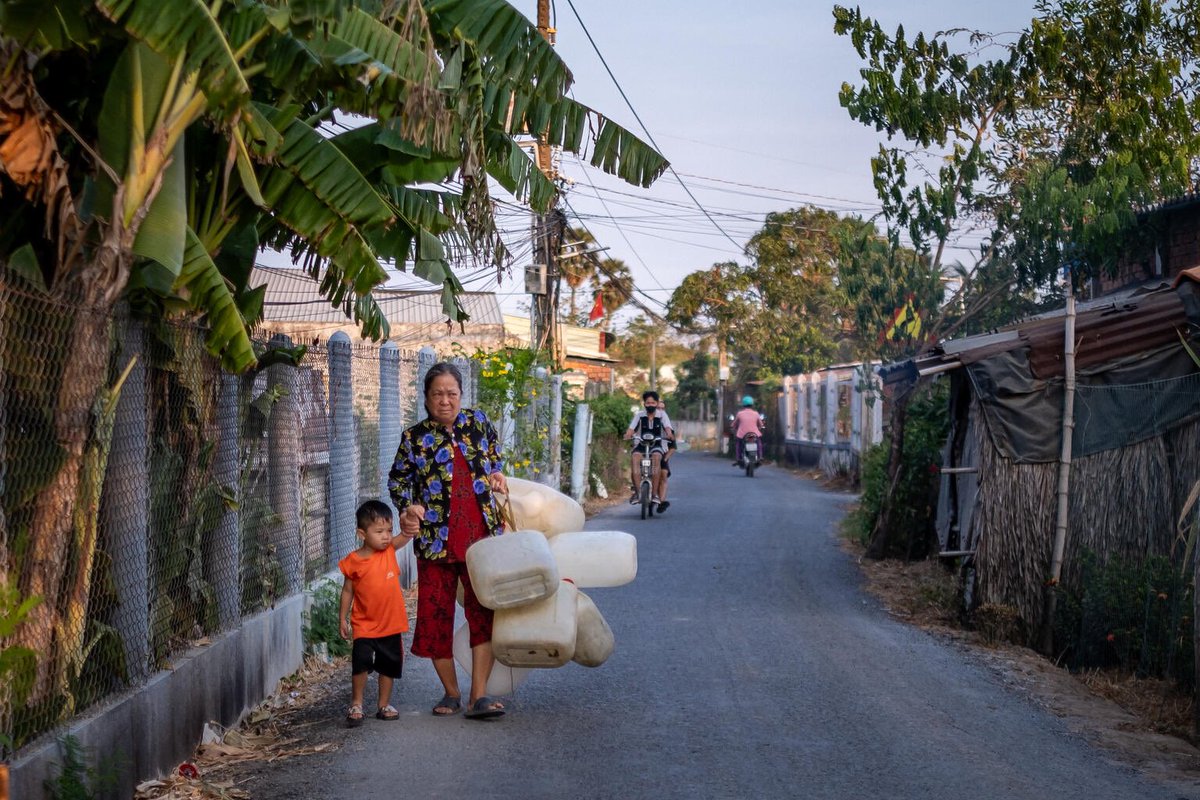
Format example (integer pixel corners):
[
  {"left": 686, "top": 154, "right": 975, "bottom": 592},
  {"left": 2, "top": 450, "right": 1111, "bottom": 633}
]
[
  {"left": 375, "top": 704, "right": 399, "bottom": 721},
  {"left": 432, "top": 694, "right": 462, "bottom": 716},
  {"left": 345, "top": 704, "right": 365, "bottom": 728}
]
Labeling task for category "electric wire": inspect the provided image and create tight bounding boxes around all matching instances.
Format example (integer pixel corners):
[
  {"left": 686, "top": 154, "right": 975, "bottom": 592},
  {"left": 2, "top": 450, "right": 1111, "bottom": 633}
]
[{"left": 561, "top": 0, "right": 745, "bottom": 252}]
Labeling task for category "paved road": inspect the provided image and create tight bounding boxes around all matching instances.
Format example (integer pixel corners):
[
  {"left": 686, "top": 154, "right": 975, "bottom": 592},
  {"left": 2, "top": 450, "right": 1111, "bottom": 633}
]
[{"left": 247, "top": 452, "right": 1195, "bottom": 799}]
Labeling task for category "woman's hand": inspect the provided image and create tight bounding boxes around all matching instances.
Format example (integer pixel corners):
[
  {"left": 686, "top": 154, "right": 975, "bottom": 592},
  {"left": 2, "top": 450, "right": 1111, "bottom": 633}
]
[
  {"left": 401, "top": 505, "right": 424, "bottom": 536},
  {"left": 488, "top": 471, "right": 508, "bottom": 495}
]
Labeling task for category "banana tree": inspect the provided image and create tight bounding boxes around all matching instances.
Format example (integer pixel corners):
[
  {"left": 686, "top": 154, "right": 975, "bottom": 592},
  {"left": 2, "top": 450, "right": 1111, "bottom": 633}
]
[{"left": 0, "top": 0, "right": 665, "bottom": 722}]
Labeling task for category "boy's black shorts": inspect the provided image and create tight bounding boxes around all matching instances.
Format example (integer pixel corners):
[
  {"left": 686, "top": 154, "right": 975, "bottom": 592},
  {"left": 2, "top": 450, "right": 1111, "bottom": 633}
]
[{"left": 351, "top": 633, "right": 404, "bottom": 678}]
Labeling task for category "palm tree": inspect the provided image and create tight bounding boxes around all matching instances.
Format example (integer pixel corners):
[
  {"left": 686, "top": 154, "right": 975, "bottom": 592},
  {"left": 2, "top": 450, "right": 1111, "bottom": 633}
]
[
  {"left": 595, "top": 257, "right": 633, "bottom": 330},
  {"left": 560, "top": 226, "right": 603, "bottom": 320},
  {"left": 0, "top": 0, "right": 667, "bottom": 716}
]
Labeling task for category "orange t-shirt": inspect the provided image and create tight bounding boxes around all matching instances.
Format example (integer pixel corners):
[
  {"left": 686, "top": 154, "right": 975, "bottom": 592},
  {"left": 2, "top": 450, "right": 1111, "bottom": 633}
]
[{"left": 338, "top": 547, "right": 409, "bottom": 639}]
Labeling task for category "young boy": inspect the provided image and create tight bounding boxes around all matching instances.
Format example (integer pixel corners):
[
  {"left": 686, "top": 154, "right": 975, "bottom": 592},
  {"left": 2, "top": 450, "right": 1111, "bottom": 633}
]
[{"left": 338, "top": 500, "right": 414, "bottom": 727}]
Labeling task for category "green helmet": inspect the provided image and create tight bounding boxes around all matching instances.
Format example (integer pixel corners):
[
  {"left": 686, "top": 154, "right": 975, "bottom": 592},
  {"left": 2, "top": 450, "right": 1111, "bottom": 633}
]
[{"left": 741, "top": 395, "right": 754, "bottom": 407}]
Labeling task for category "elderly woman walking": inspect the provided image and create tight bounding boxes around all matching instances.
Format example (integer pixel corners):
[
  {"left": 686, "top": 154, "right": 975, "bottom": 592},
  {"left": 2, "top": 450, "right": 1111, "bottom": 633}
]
[{"left": 388, "top": 362, "right": 509, "bottom": 720}]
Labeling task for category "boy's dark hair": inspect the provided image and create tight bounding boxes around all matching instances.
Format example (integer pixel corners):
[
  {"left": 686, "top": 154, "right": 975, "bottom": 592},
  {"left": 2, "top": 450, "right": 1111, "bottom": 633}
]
[
  {"left": 356, "top": 500, "right": 393, "bottom": 530},
  {"left": 642, "top": 390, "right": 659, "bottom": 402}
]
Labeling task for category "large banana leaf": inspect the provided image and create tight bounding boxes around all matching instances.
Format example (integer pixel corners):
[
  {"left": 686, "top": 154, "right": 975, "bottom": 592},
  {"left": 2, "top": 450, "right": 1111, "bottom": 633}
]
[
  {"left": 132, "top": 138, "right": 187, "bottom": 288},
  {"left": 331, "top": 122, "right": 460, "bottom": 183},
  {"left": 585, "top": 105, "right": 669, "bottom": 188},
  {"left": 490, "top": 93, "right": 669, "bottom": 189},
  {"left": 96, "top": 0, "right": 249, "bottom": 107},
  {"left": 485, "top": 131, "right": 556, "bottom": 212},
  {"left": 425, "top": 0, "right": 572, "bottom": 103},
  {"left": 334, "top": 8, "right": 433, "bottom": 85},
  {"left": 175, "top": 227, "right": 257, "bottom": 372},
  {"left": 0, "top": 0, "right": 94, "bottom": 54},
  {"left": 254, "top": 103, "right": 395, "bottom": 231}
]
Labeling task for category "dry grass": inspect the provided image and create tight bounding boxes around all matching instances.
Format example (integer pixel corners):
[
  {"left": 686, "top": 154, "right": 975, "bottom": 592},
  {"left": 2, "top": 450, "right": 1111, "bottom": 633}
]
[
  {"left": 134, "top": 657, "right": 345, "bottom": 799},
  {"left": 1078, "top": 670, "right": 1195, "bottom": 743},
  {"left": 844, "top": 534, "right": 1200, "bottom": 758}
]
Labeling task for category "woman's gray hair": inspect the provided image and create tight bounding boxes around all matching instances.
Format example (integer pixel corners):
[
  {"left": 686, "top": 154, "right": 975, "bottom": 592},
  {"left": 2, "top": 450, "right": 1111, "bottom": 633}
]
[
  {"left": 423, "top": 361, "right": 464, "bottom": 418},
  {"left": 424, "top": 362, "right": 464, "bottom": 396}
]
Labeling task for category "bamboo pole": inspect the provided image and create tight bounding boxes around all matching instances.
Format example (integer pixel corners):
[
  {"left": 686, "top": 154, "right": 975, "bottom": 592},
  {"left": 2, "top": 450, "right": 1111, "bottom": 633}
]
[{"left": 1041, "top": 288, "right": 1077, "bottom": 653}]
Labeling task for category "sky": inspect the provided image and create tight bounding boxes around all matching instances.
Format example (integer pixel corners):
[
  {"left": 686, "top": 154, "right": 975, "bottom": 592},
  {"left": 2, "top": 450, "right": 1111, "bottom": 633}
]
[
  {"left": 261, "top": 1, "right": 1039, "bottom": 328},
  {"left": 514, "top": 0, "right": 1039, "bottom": 326}
]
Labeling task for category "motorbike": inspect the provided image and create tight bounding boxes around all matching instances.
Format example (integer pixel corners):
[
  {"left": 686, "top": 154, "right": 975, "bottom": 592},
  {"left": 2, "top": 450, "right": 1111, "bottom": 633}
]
[
  {"left": 635, "top": 430, "right": 662, "bottom": 519},
  {"left": 743, "top": 431, "right": 760, "bottom": 477}
]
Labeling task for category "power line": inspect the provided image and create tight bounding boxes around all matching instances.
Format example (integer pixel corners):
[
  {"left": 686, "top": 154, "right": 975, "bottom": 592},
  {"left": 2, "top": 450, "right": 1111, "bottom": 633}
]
[{"left": 561, "top": 0, "right": 745, "bottom": 252}]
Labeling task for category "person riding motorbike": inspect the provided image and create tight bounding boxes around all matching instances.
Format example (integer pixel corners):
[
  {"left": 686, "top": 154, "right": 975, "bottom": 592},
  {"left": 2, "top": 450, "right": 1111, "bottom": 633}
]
[
  {"left": 624, "top": 391, "right": 673, "bottom": 512},
  {"left": 731, "top": 395, "right": 764, "bottom": 468}
]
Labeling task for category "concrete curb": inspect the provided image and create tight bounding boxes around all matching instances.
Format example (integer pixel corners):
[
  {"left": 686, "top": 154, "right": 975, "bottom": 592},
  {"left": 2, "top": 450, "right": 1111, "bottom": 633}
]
[{"left": 9, "top": 593, "right": 305, "bottom": 800}]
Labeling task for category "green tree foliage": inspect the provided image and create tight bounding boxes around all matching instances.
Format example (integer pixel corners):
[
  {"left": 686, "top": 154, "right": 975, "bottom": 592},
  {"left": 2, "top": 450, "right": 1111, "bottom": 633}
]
[
  {"left": 670, "top": 351, "right": 715, "bottom": 417},
  {"left": 848, "top": 381, "right": 949, "bottom": 559},
  {"left": 835, "top": 0, "right": 1200, "bottom": 294},
  {"left": 669, "top": 208, "right": 931, "bottom": 378},
  {"left": 608, "top": 313, "right": 690, "bottom": 379}
]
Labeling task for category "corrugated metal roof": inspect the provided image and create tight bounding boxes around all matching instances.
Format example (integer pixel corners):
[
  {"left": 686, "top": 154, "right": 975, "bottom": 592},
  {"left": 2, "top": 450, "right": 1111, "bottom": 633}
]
[
  {"left": 252, "top": 265, "right": 503, "bottom": 326},
  {"left": 909, "top": 281, "right": 1192, "bottom": 380}
]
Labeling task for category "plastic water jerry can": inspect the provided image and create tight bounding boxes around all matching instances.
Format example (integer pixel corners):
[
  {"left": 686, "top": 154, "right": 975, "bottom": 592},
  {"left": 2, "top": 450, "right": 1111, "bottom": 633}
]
[
  {"left": 492, "top": 580, "right": 579, "bottom": 668},
  {"left": 505, "top": 477, "right": 586, "bottom": 537},
  {"left": 547, "top": 531, "right": 638, "bottom": 588},
  {"left": 453, "top": 623, "right": 530, "bottom": 696},
  {"left": 465, "top": 530, "right": 560, "bottom": 611},
  {"left": 572, "top": 590, "right": 615, "bottom": 667}
]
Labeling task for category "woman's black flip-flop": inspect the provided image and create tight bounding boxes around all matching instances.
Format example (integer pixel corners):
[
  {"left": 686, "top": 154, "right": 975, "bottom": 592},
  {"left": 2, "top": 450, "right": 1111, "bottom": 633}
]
[{"left": 464, "top": 696, "right": 506, "bottom": 720}]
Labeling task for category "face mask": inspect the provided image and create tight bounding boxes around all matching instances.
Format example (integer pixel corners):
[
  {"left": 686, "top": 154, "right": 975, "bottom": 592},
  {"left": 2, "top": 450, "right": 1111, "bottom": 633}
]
[{"left": 644, "top": 405, "right": 656, "bottom": 413}]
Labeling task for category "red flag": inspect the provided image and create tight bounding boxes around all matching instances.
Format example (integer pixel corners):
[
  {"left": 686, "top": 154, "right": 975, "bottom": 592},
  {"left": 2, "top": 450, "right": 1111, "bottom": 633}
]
[{"left": 588, "top": 293, "right": 605, "bottom": 323}]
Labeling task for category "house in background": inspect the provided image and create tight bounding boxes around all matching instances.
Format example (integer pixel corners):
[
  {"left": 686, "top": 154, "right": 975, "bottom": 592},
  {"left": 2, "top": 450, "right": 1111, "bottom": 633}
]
[
  {"left": 1090, "top": 194, "right": 1200, "bottom": 296},
  {"left": 503, "top": 314, "right": 619, "bottom": 396},
  {"left": 894, "top": 270, "right": 1200, "bottom": 642},
  {"left": 252, "top": 265, "right": 506, "bottom": 353}
]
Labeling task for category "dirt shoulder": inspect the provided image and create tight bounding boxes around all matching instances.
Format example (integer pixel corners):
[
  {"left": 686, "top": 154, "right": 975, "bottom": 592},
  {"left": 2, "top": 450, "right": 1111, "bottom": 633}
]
[{"left": 847, "top": 537, "right": 1200, "bottom": 792}]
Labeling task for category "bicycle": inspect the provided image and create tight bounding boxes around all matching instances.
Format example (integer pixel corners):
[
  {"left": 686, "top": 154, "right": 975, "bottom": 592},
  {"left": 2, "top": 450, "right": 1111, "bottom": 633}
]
[{"left": 635, "top": 431, "right": 662, "bottom": 519}]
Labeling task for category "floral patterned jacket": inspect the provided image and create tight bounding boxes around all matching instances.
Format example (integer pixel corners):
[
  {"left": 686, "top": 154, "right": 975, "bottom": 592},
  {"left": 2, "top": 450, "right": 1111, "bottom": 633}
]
[{"left": 387, "top": 408, "right": 505, "bottom": 560}]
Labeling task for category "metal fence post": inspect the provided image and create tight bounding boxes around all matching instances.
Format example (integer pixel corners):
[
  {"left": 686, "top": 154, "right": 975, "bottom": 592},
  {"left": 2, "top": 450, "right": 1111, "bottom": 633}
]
[
  {"left": 269, "top": 334, "right": 302, "bottom": 594},
  {"left": 379, "top": 342, "right": 416, "bottom": 587},
  {"left": 328, "top": 332, "right": 355, "bottom": 574},
  {"left": 550, "top": 374, "right": 563, "bottom": 489},
  {"left": 416, "top": 347, "right": 436, "bottom": 400},
  {"left": 379, "top": 342, "right": 401, "bottom": 515},
  {"left": 108, "top": 316, "right": 150, "bottom": 682},
  {"left": 570, "top": 402, "right": 591, "bottom": 501},
  {"left": 213, "top": 373, "right": 241, "bottom": 629}
]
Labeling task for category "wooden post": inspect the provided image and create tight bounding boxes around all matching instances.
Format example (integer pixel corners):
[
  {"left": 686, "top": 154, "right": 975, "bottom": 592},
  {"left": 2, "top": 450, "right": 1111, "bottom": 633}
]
[{"left": 1042, "top": 288, "right": 1077, "bottom": 654}]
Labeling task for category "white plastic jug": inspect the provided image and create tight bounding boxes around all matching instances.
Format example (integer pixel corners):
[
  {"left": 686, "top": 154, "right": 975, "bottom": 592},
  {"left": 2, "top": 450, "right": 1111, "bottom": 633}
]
[
  {"left": 572, "top": 590, "right": 614, "bottom": 668},
  {"left": 547, "top": 531, "right": 638, "bottom": 588},
  {"left": 504, "top": 477, "right": 586, "bottom": 537},
  {"left": 492, "top": 580, "right": 579, "bottom": 668},
  {"left": 465, "top": 530, "right": 560, "bottom": 610},
  {"left": 452, "top": 623, "right": 530, "bottom": 696}
]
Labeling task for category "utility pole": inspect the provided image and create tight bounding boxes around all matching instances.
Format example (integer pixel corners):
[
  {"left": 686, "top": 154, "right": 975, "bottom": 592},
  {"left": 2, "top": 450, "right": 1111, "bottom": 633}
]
[
  {"left": 717, "top": 344, "right": 728, "bottom": 455},
  {"left": 531, "top": 0, "right": 561, "bottom": 368},
  {"left": 650, "top": 338, "right": 657, "bottom": 392}
]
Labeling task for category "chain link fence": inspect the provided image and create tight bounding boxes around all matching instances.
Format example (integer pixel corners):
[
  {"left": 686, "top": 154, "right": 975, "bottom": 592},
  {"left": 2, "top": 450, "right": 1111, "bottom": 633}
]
[{"left": 0, "top": 275, "right": 558, "bottom": 759}]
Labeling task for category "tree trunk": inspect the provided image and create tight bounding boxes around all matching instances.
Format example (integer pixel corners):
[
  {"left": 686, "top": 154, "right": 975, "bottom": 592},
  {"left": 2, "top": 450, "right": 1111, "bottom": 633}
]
[
  {"left": 866, "top": 385, "right": 911, "bottom": 560},
  {"left": 15, "top": 305, "right": 111, "bottom": 703},
  {"left": 12, "top": 258, "right": 120, "bottom": 705}
]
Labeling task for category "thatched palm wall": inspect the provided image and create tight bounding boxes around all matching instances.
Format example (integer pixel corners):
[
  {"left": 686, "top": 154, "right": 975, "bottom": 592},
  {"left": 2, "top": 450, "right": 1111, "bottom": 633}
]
[{"left": 972, "top": 403, "right": 1200, "bottom": 643}]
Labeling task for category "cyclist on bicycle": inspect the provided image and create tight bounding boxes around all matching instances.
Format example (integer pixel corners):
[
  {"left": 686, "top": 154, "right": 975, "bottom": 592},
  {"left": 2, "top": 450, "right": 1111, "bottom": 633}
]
[{"left": 623, "top": 391, "right": 673, "bottom": 511}]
